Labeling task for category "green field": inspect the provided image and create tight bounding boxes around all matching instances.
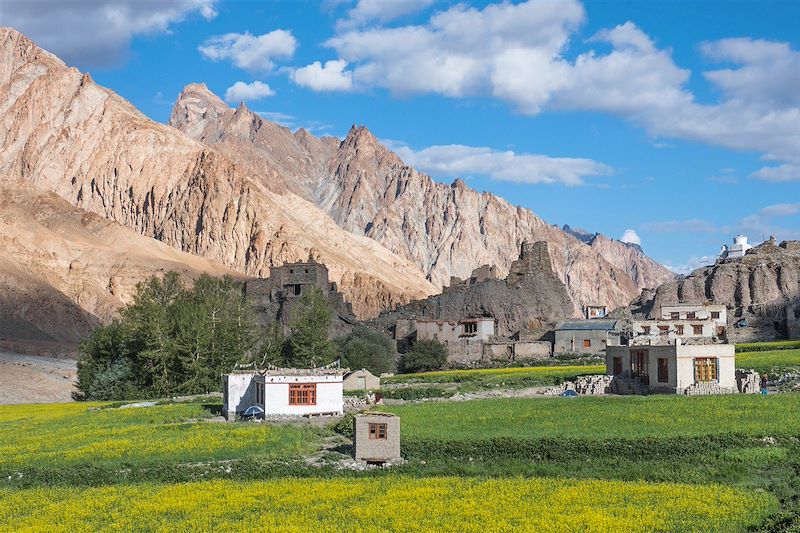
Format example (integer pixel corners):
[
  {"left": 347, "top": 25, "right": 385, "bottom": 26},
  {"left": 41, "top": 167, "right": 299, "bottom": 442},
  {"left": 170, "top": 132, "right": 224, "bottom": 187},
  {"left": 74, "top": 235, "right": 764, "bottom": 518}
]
[
  {"left": 736, "top": 348, "right": 800, "bottom": 373},
  {"left": 736, "top": 340, "right": 800, "bottom": 352},
  {"left": 0, "top": 402, "right": 319, "bottom": 473}
]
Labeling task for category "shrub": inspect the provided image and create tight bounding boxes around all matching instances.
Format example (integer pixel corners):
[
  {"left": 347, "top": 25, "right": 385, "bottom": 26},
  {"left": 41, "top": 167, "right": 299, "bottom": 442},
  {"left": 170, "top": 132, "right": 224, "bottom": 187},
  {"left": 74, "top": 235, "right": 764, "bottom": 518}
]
[
  {"left": 401, "top": 339, "right": 448, "bottom": 373},
  {"left": 336, "top": 326, "right": 397, "bottom": 375}
]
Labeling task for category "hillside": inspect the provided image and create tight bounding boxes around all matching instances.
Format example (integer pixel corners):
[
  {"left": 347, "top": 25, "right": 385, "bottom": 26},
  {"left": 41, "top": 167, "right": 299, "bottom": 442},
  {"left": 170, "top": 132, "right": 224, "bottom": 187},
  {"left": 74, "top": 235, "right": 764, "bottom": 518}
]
[
  {"left": 0, "top": 27, "right": 436, "bottom": 324},
  {"left": 171, "top": 85, "right": 675, "bottom": 314}
]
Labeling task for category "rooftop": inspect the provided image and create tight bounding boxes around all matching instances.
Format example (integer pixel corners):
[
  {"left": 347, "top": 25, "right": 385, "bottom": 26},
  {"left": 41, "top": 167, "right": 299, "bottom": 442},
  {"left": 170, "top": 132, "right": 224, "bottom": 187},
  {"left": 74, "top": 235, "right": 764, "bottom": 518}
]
[{"left": 555, "top": 319, "right": 619, "bottom": 331}]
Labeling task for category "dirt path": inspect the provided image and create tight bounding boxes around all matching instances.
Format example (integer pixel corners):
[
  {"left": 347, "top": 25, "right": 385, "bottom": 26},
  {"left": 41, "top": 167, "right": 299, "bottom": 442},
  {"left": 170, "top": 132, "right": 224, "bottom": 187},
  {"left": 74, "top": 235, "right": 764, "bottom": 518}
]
[{"left": 0, "top": 351, "right": 76, "bottom": 404}]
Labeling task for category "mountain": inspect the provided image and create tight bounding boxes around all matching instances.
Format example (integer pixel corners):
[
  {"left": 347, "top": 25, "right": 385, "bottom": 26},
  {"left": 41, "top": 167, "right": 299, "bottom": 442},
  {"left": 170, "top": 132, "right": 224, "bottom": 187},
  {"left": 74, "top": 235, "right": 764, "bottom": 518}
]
[
  {"left": 171, "top": 85, "right": 675, "bottom": 314},
  {"left": 0, "top": 27, "right": 436, "bottom": 329},
  {"left": 562, "top": 224, "right": 594, "bottom": 244},
  {"left": 627, "top": 238, "right": 800, "bottom": 342}
]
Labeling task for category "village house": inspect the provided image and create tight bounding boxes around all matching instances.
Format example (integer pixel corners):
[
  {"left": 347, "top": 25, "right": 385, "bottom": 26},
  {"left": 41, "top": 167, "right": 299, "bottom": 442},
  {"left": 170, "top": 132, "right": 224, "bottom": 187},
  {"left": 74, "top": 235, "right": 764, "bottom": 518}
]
[
  {"left": 482, "top": 329, "right": 552, "bottom": 360},
  {"left": 554, "top": 319, "right": 622, "bottom": 356},
  {"left": 343, "top": 369, "right": 380, "bottom": 391},
  {"left": 606, "top": 340, "right": 736, "bottom": 395},
  {"left": 631, "top": 319, "right": 719, "bottom": 345},
  {"left": 415, "top": 317, "right": 495, "bottom": 363},
  {"left": 223, "top": 367, "right": 344, "bottom": 419},
  {"left": 353, "top": 412, "right": 401, "bottom": 464},
  {"left": 584, "top": 305, "right": 608, "bottom": 319}
]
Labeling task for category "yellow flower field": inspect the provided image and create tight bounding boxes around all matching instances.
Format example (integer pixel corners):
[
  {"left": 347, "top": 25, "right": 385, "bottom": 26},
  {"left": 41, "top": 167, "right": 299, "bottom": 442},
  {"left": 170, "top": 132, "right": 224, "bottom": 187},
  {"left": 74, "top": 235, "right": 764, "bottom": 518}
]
[
  {"left": 0, "top": 476, "right": 776, "bottom": 532},
  {"left": 0, "top": 402, "right": 317, "bottom": 469}
]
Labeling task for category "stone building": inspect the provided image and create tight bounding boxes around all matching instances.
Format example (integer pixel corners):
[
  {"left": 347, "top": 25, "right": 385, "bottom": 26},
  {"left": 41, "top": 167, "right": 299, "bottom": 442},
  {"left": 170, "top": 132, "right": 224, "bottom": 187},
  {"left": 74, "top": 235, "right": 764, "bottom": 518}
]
[
  {"left": 343, "top": 369, "right": 380, "bottom": 391},
  {"left": 223, "top": 367, "right": 344, "bottom": 419},
  {"left": 554, "top": 319, "right": 622, "bottom": 355},
  {"left": 353, "top": 412, "right": 401, "bottom": 464},
  {"left": 606, "top": 340, "right": 736, "bottom": 395},
  {"left": 415, "top": 317, "right": 495, "bottom": 363},
  {"left": 245, "top": 257, "right": 356, "bottom": 337}
]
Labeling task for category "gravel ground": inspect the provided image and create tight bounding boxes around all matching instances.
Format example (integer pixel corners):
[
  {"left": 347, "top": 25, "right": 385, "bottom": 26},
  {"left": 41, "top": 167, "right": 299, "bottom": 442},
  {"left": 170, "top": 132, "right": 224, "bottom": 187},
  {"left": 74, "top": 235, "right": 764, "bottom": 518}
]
[{"left": 0, "top": 351, "right": 76, "bottom": 405}]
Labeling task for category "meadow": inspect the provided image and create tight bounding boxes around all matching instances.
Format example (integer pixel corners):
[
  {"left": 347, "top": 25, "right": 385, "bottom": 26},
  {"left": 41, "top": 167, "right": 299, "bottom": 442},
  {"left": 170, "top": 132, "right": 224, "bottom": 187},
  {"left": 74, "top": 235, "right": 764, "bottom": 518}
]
[
  {"left": 0, "top": 477, "right": 776, "bottom": 532},
  {"left": 735, "top": 348, "right": 800, "bottom": 373},
  {"left": 0, "top": 402, "right": 319, "bottom": 473}
]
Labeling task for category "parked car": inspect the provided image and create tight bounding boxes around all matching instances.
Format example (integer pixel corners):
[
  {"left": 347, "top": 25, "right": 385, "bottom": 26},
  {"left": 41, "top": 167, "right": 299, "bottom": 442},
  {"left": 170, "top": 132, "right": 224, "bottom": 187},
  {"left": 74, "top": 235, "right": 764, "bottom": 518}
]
[
  {"left": 560, "top": 390, "right": 578, "bottom": 398},
  {"left": 241, "top": 405, "right": 265, "bottom": 420}
]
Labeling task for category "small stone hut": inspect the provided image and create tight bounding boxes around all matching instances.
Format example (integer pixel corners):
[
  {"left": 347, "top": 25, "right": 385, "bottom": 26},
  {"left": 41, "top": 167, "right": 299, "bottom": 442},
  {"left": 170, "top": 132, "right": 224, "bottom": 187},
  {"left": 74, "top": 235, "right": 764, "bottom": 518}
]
[
  {"left": 353, "top": 413, "right": 401, "bottom": 464},
  {"left": 343, "top": 369, "right": 380, "bottom": 391}
]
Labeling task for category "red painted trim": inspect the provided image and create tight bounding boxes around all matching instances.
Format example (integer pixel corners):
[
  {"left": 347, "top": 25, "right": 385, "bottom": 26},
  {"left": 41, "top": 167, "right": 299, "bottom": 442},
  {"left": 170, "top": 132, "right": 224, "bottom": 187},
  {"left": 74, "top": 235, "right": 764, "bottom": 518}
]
[{"left": 260, "top": 381, "right": 342, "bottom": 385}]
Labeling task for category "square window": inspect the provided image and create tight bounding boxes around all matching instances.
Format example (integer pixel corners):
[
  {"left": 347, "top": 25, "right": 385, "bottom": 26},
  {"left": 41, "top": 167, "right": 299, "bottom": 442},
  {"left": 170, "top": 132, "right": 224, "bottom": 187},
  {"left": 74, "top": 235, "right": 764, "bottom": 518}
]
[
  {"left": 642, "top": 326, "right": 651, "bottom": 334},
  {"left": 288, "top": 383, "right": 317, "bottom": 405},
  {"left": 687, "top": 312, "right": 696, "bottom": 319},
  {"left": 694, "top": 358, "right": 718, "bottom": 382},
  {"left": 658, "top": 325, "right": 669, "bottom": 335},
  {"left": 670, "top": 312, "right": 679, "bottom": 320},
  {"left": 583, "top": 339, "right": 591, "bottom": 348},
  {"left": 369, "top": 422, "right": 387, "bottom": 440},
  {"left": 692, "top": 325, "right": 704, "bottom": 335},
  {"left": 711, "top": 311, "right": 720, "bottom": 319}
]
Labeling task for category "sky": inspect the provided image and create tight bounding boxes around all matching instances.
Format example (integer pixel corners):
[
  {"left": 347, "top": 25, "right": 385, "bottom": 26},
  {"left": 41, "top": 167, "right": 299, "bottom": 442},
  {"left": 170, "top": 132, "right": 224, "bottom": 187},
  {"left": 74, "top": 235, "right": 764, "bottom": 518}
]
[{"left": 2, "top": 0, "right": 799, "bottom": 274}]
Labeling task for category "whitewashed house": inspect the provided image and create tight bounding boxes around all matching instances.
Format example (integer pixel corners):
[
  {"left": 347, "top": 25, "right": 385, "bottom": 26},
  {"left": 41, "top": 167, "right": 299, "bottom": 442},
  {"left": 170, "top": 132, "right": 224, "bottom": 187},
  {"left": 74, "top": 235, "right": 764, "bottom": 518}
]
[{"left": 224, "top": 367, "right": 344, "bottom": 419}]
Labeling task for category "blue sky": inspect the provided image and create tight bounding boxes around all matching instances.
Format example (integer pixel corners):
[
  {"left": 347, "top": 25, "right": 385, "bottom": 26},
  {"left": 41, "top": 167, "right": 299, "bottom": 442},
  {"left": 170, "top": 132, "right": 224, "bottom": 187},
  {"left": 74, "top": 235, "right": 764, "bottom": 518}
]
[{"left": 4, "top": 0, "right": 800, "bottom": 273}]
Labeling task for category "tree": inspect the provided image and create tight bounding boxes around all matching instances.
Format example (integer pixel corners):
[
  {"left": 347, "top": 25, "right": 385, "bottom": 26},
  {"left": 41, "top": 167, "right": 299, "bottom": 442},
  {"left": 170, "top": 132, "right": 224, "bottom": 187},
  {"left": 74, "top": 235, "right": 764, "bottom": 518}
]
[
  {"left": 76, "top": 273, "right": 260, "bottom": 400},
  {"left": 336, "top": 326, "right": 396, "bottom": 375},
  {"left": 401, "top": 339, "right": 448, "bottom": 373},
  {"left": 285, "top": 287, "right": 337, "bottom": 368}
]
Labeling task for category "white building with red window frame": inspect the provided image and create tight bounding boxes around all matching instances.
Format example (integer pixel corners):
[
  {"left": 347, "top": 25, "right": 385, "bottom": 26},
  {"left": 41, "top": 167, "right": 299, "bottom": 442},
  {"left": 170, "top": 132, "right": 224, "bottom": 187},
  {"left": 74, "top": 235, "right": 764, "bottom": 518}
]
[{"left": 223, "top": 367, "right": 344, "bottom": 419}]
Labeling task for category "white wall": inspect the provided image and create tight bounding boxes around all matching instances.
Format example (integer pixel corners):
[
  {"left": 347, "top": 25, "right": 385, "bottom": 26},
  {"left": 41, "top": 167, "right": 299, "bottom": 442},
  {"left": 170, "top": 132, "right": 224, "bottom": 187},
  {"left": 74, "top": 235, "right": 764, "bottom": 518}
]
[
  {"left": 632, "top": 320, "right": 717, "bottom": 345},
  {"left": 660, "top": 305, "right": 727, "bottom": 326},
  {"left": 224, "top": 373, "right": 257, "bottom": 419},
  {"left": 259, "top": 374, "right": 343, "bottom": 416}
]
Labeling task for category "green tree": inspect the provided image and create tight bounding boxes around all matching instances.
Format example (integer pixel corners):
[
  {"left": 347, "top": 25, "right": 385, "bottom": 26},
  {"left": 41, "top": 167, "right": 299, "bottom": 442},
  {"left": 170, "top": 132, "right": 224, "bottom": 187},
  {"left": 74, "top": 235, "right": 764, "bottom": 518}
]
[
  {"left": 336, "top": 326, "right": 396, "bottom": 375},
  {"left": 76, "top": 273, "right": 259, "bottom": 400},
  {"left": 285, "top": 287, "right": 337, "bottom": 368},
  {"left": 257, "top": 320, "right": 286, "bottom": 367},
  {"left": 401, "top": 339, "right": 448, "bottom": 373}
]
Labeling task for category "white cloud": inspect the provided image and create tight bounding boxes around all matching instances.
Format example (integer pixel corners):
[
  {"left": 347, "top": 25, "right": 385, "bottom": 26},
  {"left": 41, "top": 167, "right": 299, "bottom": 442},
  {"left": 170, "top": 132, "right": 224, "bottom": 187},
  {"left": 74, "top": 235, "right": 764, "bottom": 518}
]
[
  {"left": 758, "top": 203, "right": 800, "bottom": 217},
  {"left": 291, "top": 60, "right": 354, "bottom": 91},
  {"left": 319, "top": 0, "right": 800, "bottom": 172},
  {"left": 620, "top": 229, "right": 641, "bottom": 246},
  {"left": 751, "top": 164, "right": 800, "bottom": 183},
  {"left": 224, "top": 81, "right": 275, "bottom": 103},
  {"left": 340, "top": 0, "right": 434, "bottom": 28},
  {"left": 199, "top": 30, "right": 296, "bottom": 72},
  {"left": 387, "top": 142, "right": 611, "bottom": 186},
  {"left": 0, "top": 0, "right": 217, "bottom": 68}
]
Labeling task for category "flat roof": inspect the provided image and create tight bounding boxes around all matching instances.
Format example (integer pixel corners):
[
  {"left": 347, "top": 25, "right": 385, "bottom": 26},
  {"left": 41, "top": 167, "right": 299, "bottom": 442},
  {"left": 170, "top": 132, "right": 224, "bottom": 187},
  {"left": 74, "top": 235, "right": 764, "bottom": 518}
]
[{"left": 556, "top": 319, "right": 619, "bottom": 331}]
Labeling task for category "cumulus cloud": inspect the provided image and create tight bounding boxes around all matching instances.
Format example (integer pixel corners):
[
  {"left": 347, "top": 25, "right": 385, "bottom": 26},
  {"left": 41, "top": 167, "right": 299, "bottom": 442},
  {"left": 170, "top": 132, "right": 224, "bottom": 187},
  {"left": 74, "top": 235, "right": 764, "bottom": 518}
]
[
  {"left": 758, "top": 203, "right": 800, "bottom": 217},
  {"left": 339, "top": 0, "right": 434, "bottom": 28},
  {"left": 620, "top": 229, "right": 641, "bottom": 246},
  {"left": 0, "top": 0, "right": 217, "bottom": 68},
  {"left": 317, "top": 0, "right": 800, "bottom": 171},
  {"left": 224, "top": 81, "right": 275, "bottom": 103},
  {"left": 199, "top": 30, "right": 296, "bottom": 72},
  {"left": 386, "top": 142, "right": 611, "bottom": 186},
  {"left": 291, "top": 60, "right": 353, "bottom": 91}
]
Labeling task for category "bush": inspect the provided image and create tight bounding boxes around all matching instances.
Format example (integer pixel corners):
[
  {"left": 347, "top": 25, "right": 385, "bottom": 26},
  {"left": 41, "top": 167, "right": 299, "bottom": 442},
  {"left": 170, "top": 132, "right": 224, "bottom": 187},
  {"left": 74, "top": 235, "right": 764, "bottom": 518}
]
[
  {"left": 336, "top": 326, "right": 397, "bottom": 375},
  {"left": 401, "top": 339, "right": 448, "bottom": 373}
]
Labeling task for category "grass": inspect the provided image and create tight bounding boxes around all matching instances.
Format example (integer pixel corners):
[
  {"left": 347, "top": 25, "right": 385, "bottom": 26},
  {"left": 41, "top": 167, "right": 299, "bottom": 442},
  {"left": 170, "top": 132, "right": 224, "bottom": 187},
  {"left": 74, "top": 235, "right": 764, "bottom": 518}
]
[
  {"left": 0, "top": 402, "right": 320, "bottom": 473},
  {"left": 736, "top": 340, "right": 800, "bottom": 352},
  {"left": 0, "top": 477, "right": 777, "bottom": 532},
  {"left": 736, "top": 348, "right": 800, "bottom": 373},
  {"left": 385, "top": 365, "right": 604, "bottom": 387},
  {"left": 380, "top": 394, "right": 800, "bottom": 440}
]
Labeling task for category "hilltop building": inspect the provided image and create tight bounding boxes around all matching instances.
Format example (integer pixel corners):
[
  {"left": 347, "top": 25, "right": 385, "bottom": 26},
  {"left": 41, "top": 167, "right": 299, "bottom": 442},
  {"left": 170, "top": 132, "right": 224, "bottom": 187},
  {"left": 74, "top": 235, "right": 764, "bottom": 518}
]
[
  {"left": 415, "top": 317, "right": 495, "bottom": 363},
  {"left": 223, "top": 366, "right": 344, "bottom": 419},
  {"left": 719, "top": 235, "right": 752, "bottom": 259},
  {"left": 606, "top": 340, "right": 736, "bottom": 395}
]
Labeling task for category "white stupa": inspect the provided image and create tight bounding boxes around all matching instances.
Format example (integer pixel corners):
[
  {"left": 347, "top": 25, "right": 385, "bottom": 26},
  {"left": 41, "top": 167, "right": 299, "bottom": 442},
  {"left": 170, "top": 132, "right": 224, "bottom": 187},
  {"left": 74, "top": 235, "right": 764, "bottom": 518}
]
[{"left": 719, "top": 235, "right": 752, "bottom": 259}]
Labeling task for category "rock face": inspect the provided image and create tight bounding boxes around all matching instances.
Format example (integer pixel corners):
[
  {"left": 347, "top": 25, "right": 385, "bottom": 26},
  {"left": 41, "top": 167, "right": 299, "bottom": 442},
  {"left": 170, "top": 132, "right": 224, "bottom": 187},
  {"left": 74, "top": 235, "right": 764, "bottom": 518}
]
[
  {"left": 371, "top": 241, "right": 576, "bottom": 338},
  {"left": 630, "top": 239, "right": 800, "bottom": 341},
  {"left": 0, "top": 185, "right": 240, "bottom": 352},
  {"left": 0, "top": 27, "right": 436, "bottom": 322},
  {"left": 171, "top": 87, "right": 675, "bottom": 315}
]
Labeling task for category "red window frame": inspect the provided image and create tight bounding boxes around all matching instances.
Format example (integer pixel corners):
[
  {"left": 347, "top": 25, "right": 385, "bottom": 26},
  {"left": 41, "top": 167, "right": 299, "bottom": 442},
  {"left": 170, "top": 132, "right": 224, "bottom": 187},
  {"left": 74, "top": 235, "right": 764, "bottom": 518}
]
[
  {"left": 288, "top": 383, "right": 317, "bottom": 405},
  {"left": 369, "top": 422, "right": 387, "bottom": 440}
]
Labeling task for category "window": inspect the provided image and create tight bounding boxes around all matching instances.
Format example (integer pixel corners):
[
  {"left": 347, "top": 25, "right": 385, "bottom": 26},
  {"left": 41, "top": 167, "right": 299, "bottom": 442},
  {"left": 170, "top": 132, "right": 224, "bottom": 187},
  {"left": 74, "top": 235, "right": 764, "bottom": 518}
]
[
  {"left": 289, "top": 269, "right": 294, "bottom": 274},
  {"left": 583, "top": 339, "right": 591, "bottom": 348},
  {"left": 658, "top": 325, "right": 669, "bottom": 335},
  {"left": 631, "top": 350, "right": 647, "bottom": 376},
  {"left": 369, "top": 422, "right": 387, "bottom": 440},
  {"left": 305, "top": 269, "right": 309, "bottom": 274},
  {"left": 293, "top": 284, "right": 301, "bottom": 296},
  {"left": 288, "top": 383, "right": 317, "bottom": 405},
  {"left": 694, "top": 358, "right": 718, "bottom": 382},
  {"left": 463, "top": 322, "right": 477, "bottom": 334},
  {"left": 641, "top": 326, "right": 651, "bottom": 334},
  {"left": 675, "top": 324, "right": 684, "bottom": 335},
  {"left": 711, "top": 311, "right": 720, "bottom": 319},
  {"left": 692, "top": 325, "right": 704, "bottom": 335},
  {"left": 670, "top": 312, "right": 680, "bottom": 320},
  {"left": 612, "top": 357, "right": 622, "bottom": 375},
  {"left": 657, "top": 358, "right": 669, "bottom": 383},
  {"left": 687, "top": 312, "right": 696, "bottom": 319}
]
